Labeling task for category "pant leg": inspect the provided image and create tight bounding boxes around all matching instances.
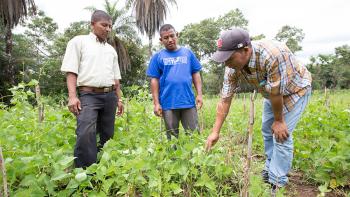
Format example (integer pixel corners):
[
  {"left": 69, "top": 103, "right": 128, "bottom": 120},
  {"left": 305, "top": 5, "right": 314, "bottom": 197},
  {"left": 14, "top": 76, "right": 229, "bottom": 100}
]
[
  {"left": 268, "top": 90, "right": 311, "bottom": 186},
  {"left": 98, "top": 91, "right": 117, "bottom": 149},
  {"left": 261, "top": 98, "right": 275, "bottom": 176},
  {"left": 162, "top": 109, "right": 180, "bottom": 140},
  {"left": 74, "top": 93, "right": 102, "bottom": 168},
  {"left": 180, "top": 107, "right": 199, "bottom": 134}
]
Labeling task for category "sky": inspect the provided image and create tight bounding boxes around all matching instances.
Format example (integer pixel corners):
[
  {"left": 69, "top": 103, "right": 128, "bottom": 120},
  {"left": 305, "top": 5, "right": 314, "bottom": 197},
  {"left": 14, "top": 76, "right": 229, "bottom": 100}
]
[{"left": 32, "top": 0, "right": 350, "bottom": 63}]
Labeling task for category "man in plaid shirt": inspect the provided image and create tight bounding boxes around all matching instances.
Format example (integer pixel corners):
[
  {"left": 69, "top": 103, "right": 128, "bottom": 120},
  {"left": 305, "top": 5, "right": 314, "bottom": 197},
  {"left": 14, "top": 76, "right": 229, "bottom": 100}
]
[{"left": 205, "top": 28, "right": 312, "bottom": 191}]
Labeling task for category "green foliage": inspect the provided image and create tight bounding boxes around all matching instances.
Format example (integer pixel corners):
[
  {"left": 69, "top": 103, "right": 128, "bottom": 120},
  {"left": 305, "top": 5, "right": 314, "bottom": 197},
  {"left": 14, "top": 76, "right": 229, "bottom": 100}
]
[
  {"left": 179, "top": 9, "right": 248, "bottom": 95},
  {"left": 0, "top": 83, "right": 242, "bottom": 196},
  {"left": 24, "top": 10, "right": 58, "bottom": 57},
  {"left": 113, "top": 38, "right": 147, "bottom": 90},
  {"left": 307, "top": 45, "right": 350, "bottom": 89},
  {"left": 179, "top": 9, "right": 248, "bottom": 60},
  {"left": 1, "top": 84, "right": 349, "bottom": 195},
  {"left": 274, "top": 25, "right": 305, "bottom": 53},
  {"left": 293, "top": 90, "right": 350, "bottom": 189}
]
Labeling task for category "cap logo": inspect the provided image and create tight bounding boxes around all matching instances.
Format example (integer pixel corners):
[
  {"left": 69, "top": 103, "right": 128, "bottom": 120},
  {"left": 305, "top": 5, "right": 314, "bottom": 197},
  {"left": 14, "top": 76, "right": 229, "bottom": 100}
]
[
  {"left": 217, "top": 38, "right": 223, "bottom": 49},
  {"left": 237, "top": 43, "right": 243, "bottom": 48}
]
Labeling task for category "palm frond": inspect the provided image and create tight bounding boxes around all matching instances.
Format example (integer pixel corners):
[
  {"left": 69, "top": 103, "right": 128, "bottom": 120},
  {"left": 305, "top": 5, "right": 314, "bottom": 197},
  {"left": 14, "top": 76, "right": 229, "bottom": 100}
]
[
  {"left": 108, "top": 36, "right": 131, "bottom": 74},
  {"left": 0, "top": 0, "right": 36, "bottom": 28}
]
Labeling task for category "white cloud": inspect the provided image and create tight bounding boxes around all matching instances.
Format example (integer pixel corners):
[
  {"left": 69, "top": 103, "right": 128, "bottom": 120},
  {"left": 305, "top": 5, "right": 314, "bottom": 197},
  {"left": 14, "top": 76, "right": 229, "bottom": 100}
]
[{"left": 32, "top": 0, "right": 350, "bottom": 61}]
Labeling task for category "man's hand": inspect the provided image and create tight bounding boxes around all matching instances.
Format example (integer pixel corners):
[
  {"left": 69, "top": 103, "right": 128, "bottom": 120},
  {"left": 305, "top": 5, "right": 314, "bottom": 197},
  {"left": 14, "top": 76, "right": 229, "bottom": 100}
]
[
  {"left": 68, "top": 96, "right": 81, "bottom": 116},
  {"left": 196, "top": 95, "right": 203, "bottom": 109},
  {"left": 205, "top": 132, "right": 220, "bottom": 152},
  {"left": 117, "top": 100, "right": 124, "bottom": 116},
  {"left": 271, "top": 120, "right": 289, "bottom": 143},
  {"left": 153, "top": 103, "right": 162, "bottom": 117}
]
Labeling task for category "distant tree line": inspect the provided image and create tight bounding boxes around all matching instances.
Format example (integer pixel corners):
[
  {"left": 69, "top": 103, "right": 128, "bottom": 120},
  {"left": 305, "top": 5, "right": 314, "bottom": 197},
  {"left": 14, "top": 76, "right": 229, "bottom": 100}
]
[{"left": 0, "top": 1, "right": 349, "bottom": 103}]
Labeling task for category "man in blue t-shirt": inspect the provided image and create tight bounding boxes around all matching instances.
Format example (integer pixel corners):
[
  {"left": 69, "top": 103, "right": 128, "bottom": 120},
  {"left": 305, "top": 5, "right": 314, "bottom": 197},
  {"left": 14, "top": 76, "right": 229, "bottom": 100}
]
[{"left": 146, "top": 24, "right": 203, "bottom": 140}]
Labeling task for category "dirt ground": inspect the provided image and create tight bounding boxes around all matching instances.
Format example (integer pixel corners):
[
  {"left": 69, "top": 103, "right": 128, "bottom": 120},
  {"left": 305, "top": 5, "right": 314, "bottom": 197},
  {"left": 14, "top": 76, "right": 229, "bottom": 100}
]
[{"left": 285, "top": 171, "right": 348, "bottom": 197}]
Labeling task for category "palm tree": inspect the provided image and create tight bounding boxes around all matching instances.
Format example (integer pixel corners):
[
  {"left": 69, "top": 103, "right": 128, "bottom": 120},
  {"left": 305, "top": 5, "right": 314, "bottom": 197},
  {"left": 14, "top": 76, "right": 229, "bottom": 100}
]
[
  {"left": 0, "top": 0, "right": 36, "bottom": 85},
  {"left": 86, "top": 0, "right": 137, "bottom": 73},
  {"left": 127, "top": 0, "right": 177, "bottom": 57}
]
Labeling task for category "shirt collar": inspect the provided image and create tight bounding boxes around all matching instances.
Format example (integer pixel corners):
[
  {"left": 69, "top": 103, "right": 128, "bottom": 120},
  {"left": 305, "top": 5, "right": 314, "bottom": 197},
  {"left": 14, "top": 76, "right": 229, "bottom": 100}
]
[
  {"left": 89, "top": 32, "right": 107, "bottom": 44},
  {"left": 247, "top": 42, "right": 257, "bottom": 69}
]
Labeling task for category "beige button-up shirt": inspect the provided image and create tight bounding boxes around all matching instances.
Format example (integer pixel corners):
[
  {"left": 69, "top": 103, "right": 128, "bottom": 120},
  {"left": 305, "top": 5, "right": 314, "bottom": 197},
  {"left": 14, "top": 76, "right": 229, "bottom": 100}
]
[{"left": 61, "top": 33, "right": 121, "bottom": 87}]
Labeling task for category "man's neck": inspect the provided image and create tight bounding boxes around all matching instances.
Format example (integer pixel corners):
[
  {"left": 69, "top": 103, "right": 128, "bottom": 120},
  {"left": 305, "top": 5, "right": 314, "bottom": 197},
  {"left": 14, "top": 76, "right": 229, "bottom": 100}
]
[{"left": 92, "top": 32, "right": 107, "bottom": 44}]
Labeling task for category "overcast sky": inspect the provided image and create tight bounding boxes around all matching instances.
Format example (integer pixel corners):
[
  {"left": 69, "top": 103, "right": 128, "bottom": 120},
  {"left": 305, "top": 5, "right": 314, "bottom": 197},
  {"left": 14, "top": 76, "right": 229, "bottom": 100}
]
[{"left": 33, "top": 0, "right": 350, "bottom": 62}]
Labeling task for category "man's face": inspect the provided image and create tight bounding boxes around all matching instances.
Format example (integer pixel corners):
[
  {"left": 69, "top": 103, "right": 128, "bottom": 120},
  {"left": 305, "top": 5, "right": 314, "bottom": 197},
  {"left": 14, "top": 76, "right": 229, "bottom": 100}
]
[
  {"left": 224, "top": 48, "right": 250, "bottom": 70},
  {"left": 159, "top": 29, "right": 178, "bottom": 51},
  {"left": 91, "top": 19, "right": 112, "bottom": 42}
]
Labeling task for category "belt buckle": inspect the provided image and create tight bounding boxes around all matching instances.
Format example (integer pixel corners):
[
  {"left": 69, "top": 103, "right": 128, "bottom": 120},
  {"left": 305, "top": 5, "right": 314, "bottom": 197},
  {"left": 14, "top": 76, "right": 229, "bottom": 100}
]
[{"left": 103, "top": 87, "right": 110, "bottom": 93}]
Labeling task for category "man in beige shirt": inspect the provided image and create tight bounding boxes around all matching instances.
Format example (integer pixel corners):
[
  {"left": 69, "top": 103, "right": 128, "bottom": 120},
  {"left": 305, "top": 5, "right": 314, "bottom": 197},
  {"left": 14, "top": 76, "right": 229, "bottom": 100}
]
[{"left": 61, "top": 10, "right": 123, "bottom": 168}]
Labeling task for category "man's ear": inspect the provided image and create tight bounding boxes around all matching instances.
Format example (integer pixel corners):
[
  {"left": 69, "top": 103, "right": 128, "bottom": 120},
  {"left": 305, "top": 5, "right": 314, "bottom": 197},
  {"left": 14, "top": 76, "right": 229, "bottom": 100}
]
[
  {"left": 176, "top": 32, "right": 179, "bottom": 38},
  {"left": 90, "top": 22, "right": 95, "bottom": 30},
  {"left": 159, "top": 37, "right": 162, "bottom": 42}
]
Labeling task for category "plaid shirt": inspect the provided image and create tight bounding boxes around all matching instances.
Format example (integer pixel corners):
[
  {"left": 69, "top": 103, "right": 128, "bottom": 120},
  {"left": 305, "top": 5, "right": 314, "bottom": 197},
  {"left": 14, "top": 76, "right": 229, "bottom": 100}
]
[{"left": 221, "top": 40, "right": 312, "bottom": 112}]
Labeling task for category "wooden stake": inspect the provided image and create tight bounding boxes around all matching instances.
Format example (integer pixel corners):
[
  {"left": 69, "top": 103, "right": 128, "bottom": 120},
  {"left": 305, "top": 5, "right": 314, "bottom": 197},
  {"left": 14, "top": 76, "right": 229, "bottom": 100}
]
[
  {"left": 243, "top": 93, "right": 246, "bottom": 114},
  {"left": 125, "top": 98, "right": 129, "bottom": 132},
  {"left": 324, "top": 87, "right": 329, "bottom": 108},
  {"left": 35, "top": 84, "right": 44, "bottom": 123},
  {"left": 242, "top": 90, "right": 256, "bottom": 197},
  {"left": 199, "top": 107, "right": 204, "bottom": 133},
  {"left": 0, "top": 147, "right": 9, "bottom": 197},
  {"left": 159, "top": 117, "right": 163, "bottom": 141}
]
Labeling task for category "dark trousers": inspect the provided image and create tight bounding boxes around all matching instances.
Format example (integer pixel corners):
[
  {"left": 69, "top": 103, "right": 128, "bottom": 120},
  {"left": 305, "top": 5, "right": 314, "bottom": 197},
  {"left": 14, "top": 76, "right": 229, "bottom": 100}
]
[
  {"left": 162, "top": 107, "right": 198, "bottom": 140},
  {"left": 74, "top": 91, "right": 117, "bottom": 168}
]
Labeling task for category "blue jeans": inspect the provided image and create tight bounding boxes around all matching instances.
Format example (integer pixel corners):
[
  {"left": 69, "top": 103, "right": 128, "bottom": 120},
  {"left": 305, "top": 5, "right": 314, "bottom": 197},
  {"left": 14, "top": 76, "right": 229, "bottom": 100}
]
[{"left": 262, "top": 89, "right": 311, "bottom": 186}]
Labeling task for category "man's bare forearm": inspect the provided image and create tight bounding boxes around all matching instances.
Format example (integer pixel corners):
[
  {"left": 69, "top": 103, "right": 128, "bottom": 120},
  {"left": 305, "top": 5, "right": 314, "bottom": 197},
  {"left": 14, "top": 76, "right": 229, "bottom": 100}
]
[
  {"left": 150, "top": 78, "right": 160, "bottom": 105},
  {"left": 67, "top": 72, "right": 78, "bottom": 98},
  {"left": 192, "top": 72, "right": 202, "bottom": 96},
  {"left": 212, "top": 98, "right": 233, "bottom": 134},
  {"left": 270, "top": 94, "right": 284, "bottom": 121},
  {"left": 114, "top": 79, "right": 122, "bottom": 99}
]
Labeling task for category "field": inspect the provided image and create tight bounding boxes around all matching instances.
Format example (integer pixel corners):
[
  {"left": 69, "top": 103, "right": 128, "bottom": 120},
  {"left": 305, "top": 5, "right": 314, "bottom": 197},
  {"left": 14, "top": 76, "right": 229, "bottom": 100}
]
[{"left": 0, "top": 82, "right": 349, "bottom": 196}]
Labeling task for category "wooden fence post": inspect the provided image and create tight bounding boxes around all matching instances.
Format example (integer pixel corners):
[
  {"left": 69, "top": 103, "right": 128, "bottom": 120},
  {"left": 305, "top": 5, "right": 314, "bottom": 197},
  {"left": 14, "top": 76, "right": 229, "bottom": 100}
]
[
  {"left": 242, "top": 90, "right": 256, "bottom": 197},
  {"left": 0, "top": 147, "right": 9, "bottom": 197},
  {"left": 35, "top": 84, "right": 44, "bottom": 123},
  {"left": 324, "top": 87, "right": 329, "bottom": 108}
]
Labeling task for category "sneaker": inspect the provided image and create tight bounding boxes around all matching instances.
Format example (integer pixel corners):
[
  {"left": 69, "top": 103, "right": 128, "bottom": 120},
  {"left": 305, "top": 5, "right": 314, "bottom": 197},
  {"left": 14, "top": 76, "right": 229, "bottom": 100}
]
[
  {"left": 261, "top": 170, "right": 269, "bottom": 183},
  {"left": 270, "top": 184, "right": 279, "bottom": 197}
]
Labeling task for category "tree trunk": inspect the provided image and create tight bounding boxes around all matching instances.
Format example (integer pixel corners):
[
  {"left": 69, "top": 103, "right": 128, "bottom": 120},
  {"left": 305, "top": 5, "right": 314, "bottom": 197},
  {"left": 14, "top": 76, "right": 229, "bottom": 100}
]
[
  {"left": 148, "top": 34, "right": 153, "bottom": 58},
  {"left": 5, "top": 26, "right": 15, "bottom": 86}
]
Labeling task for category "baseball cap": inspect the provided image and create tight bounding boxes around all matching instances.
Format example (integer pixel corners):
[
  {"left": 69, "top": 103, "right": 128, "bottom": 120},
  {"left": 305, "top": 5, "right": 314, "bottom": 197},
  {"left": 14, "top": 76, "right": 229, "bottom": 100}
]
[{"left": 211, "top": 28, "right": 251, "bottom": 63}]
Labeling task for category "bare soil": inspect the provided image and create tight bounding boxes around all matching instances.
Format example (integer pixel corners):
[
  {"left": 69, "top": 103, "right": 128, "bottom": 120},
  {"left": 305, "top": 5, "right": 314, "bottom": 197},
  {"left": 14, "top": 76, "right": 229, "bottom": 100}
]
[{"left": 286, "top": 171, "right": 348, "bottom": 197}]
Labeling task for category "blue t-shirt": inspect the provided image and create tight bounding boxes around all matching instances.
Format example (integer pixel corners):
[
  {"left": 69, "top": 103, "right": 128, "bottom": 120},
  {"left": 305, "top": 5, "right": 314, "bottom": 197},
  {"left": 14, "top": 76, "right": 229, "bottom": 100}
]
[{"left": 146, "top": 47, "right": 202, "bottom": 110}]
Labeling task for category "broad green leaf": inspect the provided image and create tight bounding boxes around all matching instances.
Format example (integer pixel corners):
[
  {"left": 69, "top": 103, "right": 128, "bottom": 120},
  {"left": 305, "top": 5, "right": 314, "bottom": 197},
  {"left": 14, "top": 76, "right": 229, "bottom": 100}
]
[
  {"left": 51, "top": 171, "right": 70, "bottom": 181},
  {"left": 58, "top": 156, "right": 75, "bottom": 167},
  {"left": 75, "top": 172, "right": 87, "bottom": 182}
]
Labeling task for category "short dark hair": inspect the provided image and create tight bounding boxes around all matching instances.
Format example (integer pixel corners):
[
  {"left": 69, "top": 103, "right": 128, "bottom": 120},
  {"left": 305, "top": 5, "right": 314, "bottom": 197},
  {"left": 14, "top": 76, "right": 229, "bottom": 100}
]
[
  {"left": 91, "top": 10, "right": 112, "bottom": 22},
  {"left": 159, "top": 24, "right": 175, "bottom": 34}
]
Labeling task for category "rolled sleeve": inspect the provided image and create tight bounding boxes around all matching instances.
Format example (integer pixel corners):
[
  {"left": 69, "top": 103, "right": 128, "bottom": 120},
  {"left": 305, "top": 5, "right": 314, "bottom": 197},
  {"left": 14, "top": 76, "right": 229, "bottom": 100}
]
[
  {"left": 60, "top": 38, "right": 81, "bottom": 74},
  {"left": 221, "top": 67, "right": 239, "bottom": 99}
]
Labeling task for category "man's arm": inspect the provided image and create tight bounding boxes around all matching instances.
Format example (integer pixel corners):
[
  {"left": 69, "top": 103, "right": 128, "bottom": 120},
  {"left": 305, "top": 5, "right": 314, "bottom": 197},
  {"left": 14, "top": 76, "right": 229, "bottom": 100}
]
[
  {"left": 150, "top": 78, "right": 162, "bottom": 117},
  {"left": 66, "top": 72, "right": 81, "bottom": 116},
  {"left": 114, "top": 79, "right": 124, "bottom": 116},
  {"left": 205, "top": 97, "right": 233, "bottom": 151},
  {"left": 270, "top": 93, "right": 288, "bottom": 142},
  {"left": 192, "top": 72, "right": 203, "bottom": 109}
]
